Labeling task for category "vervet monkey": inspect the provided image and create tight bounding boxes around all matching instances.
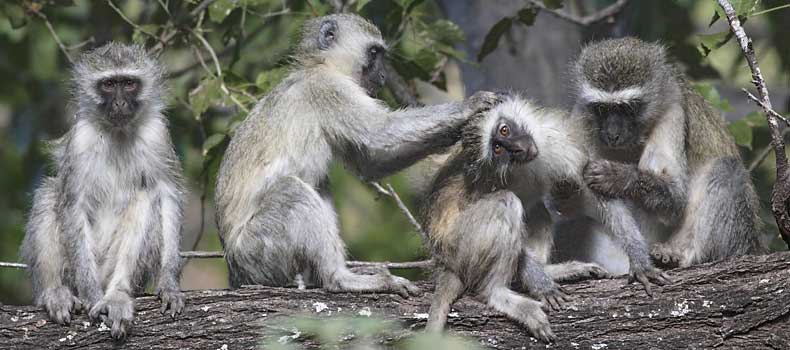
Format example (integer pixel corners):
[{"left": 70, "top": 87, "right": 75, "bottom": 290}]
[
  {"left": 20, "top": 42, "right": 185, "bottom": 340},
  {"left": 214, "top": 14, "right": 499, "bottom": 294},
  {"left": 423, "top": 95, "right": 654, "bottom": 341},
  {"left": 573, "top": 37, "right": 765, "bottom": 268}
]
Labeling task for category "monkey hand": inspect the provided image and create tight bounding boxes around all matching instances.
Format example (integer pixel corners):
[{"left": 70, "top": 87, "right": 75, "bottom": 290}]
[
  {"left": 41, "top": 286, "right": 83, "bottom": 325},
  {"left": 628, "top": 266, "right": 672, "bottom": 298},
  {"left": 521, "top": 299, "right": 556, "bottom": 343},
  {"left": 89, "top": 290, "right": 135, "bottom": 341},
  {"left": 547, "top": 180, "right": 582, "bottom": 216},
  {"left": 464, "top": 91, "right": 504, "bottom": 117},
  {"left": 583, "top": 160, "right": 638, "bottom": 198},
  {"left": 157, "top": 287, "right": 185, "bottom": 319}
]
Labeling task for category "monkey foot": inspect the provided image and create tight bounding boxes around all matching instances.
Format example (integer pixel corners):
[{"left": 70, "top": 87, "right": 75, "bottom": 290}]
[
  {"left": 628, "top": 267, "right": 673, "bottom": 298},
  {"left": 650, "top": 243, "right": 682, "bottom": 269},
  {"left": 535, "top": 286, "right": 570, "bottom": 312},
  {"left": 42, "top": 286, "right": 82, "bottom": 326},
  {"left": 89, "top": 291, "right": 134, "bottom": 341}
]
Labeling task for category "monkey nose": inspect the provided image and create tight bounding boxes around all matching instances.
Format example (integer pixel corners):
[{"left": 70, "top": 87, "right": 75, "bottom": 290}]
[{"left": 511, "top": 142, "right": 538, "bottom": 162}]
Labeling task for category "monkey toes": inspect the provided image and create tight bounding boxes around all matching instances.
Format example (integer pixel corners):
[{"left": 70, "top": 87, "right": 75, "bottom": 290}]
[
  {"left": 158, "top": 288, "right": 185, "bottom": 319},
  {"left": 89, "top": 292, "right": 135, "bottom": 340},
  {"left": 629, "top": 267, "right": 673, "bottom": 298},
  {"left": 42, "top": 286, "right": 82, "bottom": 325},
  {"left": 650, "top": 243, "right": 682, "bottom": 269},
  {"left": 536, "top": 288, "right": 570, "bottom": 312},
  {"left": 523, "top": 307, "right": 556, "bottom": 344},
  {"left": 388, "top": 275, "right": 421, "bottom": 297}
]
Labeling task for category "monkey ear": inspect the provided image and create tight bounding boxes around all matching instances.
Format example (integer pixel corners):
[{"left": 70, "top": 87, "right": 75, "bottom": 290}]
[{"left": 318, "top": 19, "right": 338, "bottom": 50}]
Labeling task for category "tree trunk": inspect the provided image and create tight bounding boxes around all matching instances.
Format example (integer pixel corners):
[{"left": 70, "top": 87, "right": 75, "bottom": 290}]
[{"left": 2, "top": 252, "right": 789, "bottom": 349}]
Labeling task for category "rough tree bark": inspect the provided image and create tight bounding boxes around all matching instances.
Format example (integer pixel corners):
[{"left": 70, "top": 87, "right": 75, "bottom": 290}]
[{"left": 1, "top": 252, "right": 789, "bottom": 349}]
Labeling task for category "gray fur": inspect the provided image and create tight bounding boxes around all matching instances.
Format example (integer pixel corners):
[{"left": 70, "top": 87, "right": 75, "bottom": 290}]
[
  {"left": 19, "top": 42, "right": 185, "bottom": 340},
  {"left": 214, "top": 14, "right": 494, "bottom": 294},
  {"left": 573, "top": 37, "right": 766, "bottom": 269}
]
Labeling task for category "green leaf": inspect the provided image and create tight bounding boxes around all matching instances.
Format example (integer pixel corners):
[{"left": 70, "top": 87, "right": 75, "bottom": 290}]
[
  {"left": 694, "top": 82, "right": 732, "bottom": 112},
  {"left": 428, "top": 19, "right": 465, "bottom": 44},
  {"left": 132, "top": 24, "right": 159, "bottom": 44},
  {"left": 728, "top": 119, "right": 753, "bottom": 149},
  {"left": 189, "top": 77, "right": 223, "bottom": 116},
  {"left": 477, "top": 17, "right": 512, "bottom": 62},
  {"left": 1, "top": 3, "right": 27, "bottom": 28},
  {"left": 516, "top": 6, "right": 539, "bottom": 26},
  {"left": 202, "top": 134, "right": 227, "bottom": 157},
  {"left": 697, "top": 31, "right": 731, "bottom": 57},
  {"left": 208, "top": 0, "right": 239, "bottom": 23},
  {"left": 744, "top": 111, "right": 767, "bottom": 128},
  {"left": 541, "top": 0, "right": 564, "bottom": 10},
  {"left": 254, "top": 67, "right": 287, "bottom": 93}
]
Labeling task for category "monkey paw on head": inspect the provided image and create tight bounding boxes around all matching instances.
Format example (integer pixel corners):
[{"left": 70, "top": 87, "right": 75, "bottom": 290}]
[
  {"left": 89, "top": 291, "right": 135, "bottom": 340},
  {"left": 583, "top": 159, "right": 638, "bottom": 198},
  {"left": 463, "top": 90, "right": 506, "bottom": 117}
]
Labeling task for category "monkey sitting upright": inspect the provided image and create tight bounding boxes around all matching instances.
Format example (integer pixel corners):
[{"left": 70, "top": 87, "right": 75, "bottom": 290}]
[
  {"left": 214, "top": 14, "right": 499, "bottom": 295},
  {"left": 573, "top": 38, "right": 766, "bottom": 268},
  {"left": 20, "top": 43, "right": 185, "bottom": 340}
]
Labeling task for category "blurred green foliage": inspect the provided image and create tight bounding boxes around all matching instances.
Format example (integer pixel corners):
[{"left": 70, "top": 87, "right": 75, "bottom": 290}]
[{"left": 0, "top": 0, "right": 788, "bottom": 314}]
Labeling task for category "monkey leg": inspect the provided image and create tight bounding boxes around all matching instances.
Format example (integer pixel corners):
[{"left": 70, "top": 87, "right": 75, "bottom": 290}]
[
  {"left": 20, "top": 178, "right": 82, "bottom": 325},
  {"left": 544, "top": 262, "right": 611, "bottom": 282},
  {"left": 90, "top": 190, "right": 157, "bottom": 340},
  {"left": 652, "top": 156, "right": 762, "bottom": 268},
  {"left": 479, "top": 287, "right": 555, "bottom": 343},
  {"left": 226, "top": 176, "right": 418, "bottom": 296},
  {"left": 425, "top": 270, "right": 464, "bottom": 333}
]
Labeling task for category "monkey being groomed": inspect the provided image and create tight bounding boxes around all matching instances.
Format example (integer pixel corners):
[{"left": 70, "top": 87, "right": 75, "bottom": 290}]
[
  {"left": 19, "top": 42, "right": 186, "bottom": 340},
  {"left": 422, "top": 95, "right": 662, "bottom": 342},
  {"left": 214, "top": 14, "right": 500, "bottom": 295},
  {"left": 571, "top": 38, "right": 767, "bottom": 270}
]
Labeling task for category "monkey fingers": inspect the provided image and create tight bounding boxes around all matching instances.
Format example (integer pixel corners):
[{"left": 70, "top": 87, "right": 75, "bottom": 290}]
[
  {"left": 650, "top": 243, "right": 682, "bottom": 269},
  {"left": 89, "top": 292, "right": 135, "bottom": 340},
  {"left": 583, "top": 160, "right": 636, "bottom": 198},
  {"left": 538, "top": 289, "right": 570, "bottom": 312},
  {"left": 389, "top": 275, "right": 421, "bottom": 297}
]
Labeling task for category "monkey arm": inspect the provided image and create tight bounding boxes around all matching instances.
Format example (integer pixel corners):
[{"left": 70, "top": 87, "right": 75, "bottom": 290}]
[
  {"left": 155, "top": 180, "right": 185, "bottom": 317},
  {"left": 584, "top": 160, "right": 687, "bottom": 223},
  {"left": 332, "top": 102, "right": 468, "bottom": 181}
]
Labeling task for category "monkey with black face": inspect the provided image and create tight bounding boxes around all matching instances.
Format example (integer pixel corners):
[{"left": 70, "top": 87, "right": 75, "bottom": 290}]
[
  {"left": 423, "top": 95, "right": 640, "bottom": 341},
  {"left": 573, "top": 38, "right": 765, "bottom": 269},
  {"left": 215, "top": 14, "right": 499, "bottom": 294},
  {"left": 20, "top": 42, "right": 185, "bottom": 340}
]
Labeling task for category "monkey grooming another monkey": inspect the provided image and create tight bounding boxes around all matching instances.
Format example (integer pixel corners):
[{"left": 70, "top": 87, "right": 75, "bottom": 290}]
[
  {"left": 573, "top": 37, "right": 766, "bottom": 268},
  {"left": 20, "top": 42, "right": 185, "bottom": 340},
  {"left": 215, "top": 14, "right": 499, "bottom": 294}
]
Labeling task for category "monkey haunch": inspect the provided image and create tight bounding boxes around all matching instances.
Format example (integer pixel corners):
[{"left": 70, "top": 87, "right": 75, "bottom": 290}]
[
  {"left": 573, "top": 38, "right": 766, "bottom": 269},
  {"left": 20, "top": 42, "right": 185, "bottom": 340},
  {"left": 214, "top": 14, "right": 498, "bottom": 294}
]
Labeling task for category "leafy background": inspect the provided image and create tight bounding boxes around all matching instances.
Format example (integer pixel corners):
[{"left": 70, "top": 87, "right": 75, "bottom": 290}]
[{"left": 0, "top": 0, "right": 788, "bottom": 312}]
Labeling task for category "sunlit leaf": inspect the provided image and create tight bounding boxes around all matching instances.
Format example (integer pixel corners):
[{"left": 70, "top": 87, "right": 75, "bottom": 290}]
[
  {"left": 477, "top": 17, "right": 512, "bottom": 62},
  {"left": 428, "top": 19, "right": 465, "bottom": 44},
  {"left": 190, "top": 77, "right": 223, "bottom": 116},
  {"left": 694, "top": 82, "right": 732, "bottom": 112},
  {"left": 255, "top": 67, "right": 287, "bottom": 93},
  {"left": 728, "top": 119, "right": 753, "bottom": 149},
  {"left": 202, "top": 133, "right": 227, "bottom": 157},
  {"left": 209, "top": 0, "right": 239, "bottom": 23},
  {"left": 697, "top": 31, "right": 731, "bottom": 57}
]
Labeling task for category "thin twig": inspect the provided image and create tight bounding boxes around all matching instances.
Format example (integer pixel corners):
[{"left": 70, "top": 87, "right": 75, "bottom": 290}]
[
  {"left": 0, "top": 262, "right": 27, "bottom": 269},
  {"left": 189, "top": 29, "right": 250, "bottom": 114},
  {"left": 31, "top": 9, "right": 73, "bottom": 63},
  {"left": 749, "top": 129, "right": 790, "bottom": 172},
  {"left": 718, "top": 0, "right": 790, "bottom": 249},
  {"left": 527, "top": 0, "right": 629, "bottom": 26},
  {"left": 744, "top": 89, "right": 790, "bottom": 126},
  {"left": 369, "top": 182, "right": 426, "bottom": 239}
]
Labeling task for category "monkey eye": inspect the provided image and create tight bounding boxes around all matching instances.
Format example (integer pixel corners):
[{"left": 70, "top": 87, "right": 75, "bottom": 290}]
[
  {"left": 101, "top": 80, "right": 115, "bottom": 91},
  {"left": 499, "top": 124, "right": 510, "bottom": 137},
  {"left": 493, "top": 143, "right": 504, "bottom": 155},
  {"left": 123, "top": 79, "right": 138, "bottom": 91}
]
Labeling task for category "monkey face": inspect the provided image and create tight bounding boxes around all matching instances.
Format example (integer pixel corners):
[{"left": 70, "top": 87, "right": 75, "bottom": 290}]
[
  {"left": 489, "top": 119, "right": 539, "bottom": 165},
  {"left": 360, "top": 44, "right": 387, "bottom": 96},
  {"left": 96, "top": 75, "right": 142, "bottom": 126},
  {"left": 588, "top": 101, "right": 644, "bottom": 149}
]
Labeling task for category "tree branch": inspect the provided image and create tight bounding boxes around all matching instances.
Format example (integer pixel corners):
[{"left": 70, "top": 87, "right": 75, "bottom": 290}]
[
  {"left": 2, "top": 252, "right": 788, "bottom": 349},
  {"left": 527, "top": 0, "right": 630, "bottom": 26},
  {"left": 28, "top": 7, "right": 73, "bottom": 64},
  {"left": 718, "top": 0, "right": 790, "bottom": 250}
]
